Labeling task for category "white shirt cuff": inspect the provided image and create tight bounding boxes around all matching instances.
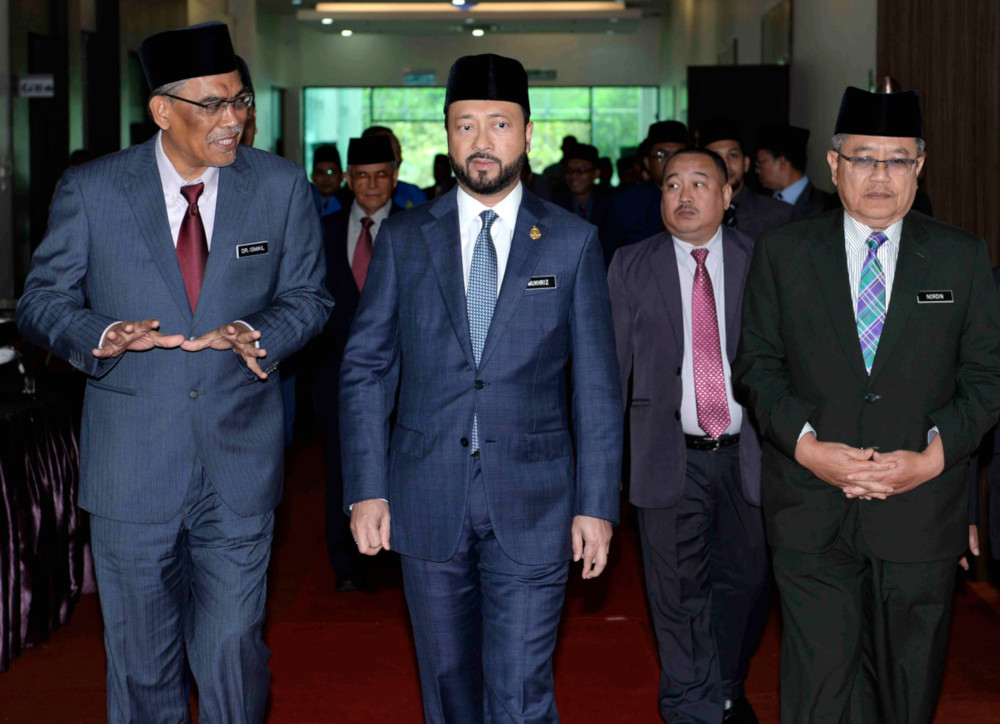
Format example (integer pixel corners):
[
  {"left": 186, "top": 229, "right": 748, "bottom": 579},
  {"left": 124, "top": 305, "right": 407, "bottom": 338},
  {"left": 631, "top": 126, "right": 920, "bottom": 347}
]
[
  {"left": 98, "top": 321, "right": 123, "bottom": 349},
  {"left": 798, "top": 422, "right": 816, "bottom": 441},
  {"left": 927, "top": 426, "right": 939, "bottom": 445},
  {"left": 234, "top": 319, "right": 260, "bottom": 348},
  {"left": 348, "top": 498, "right": 388, "bottom": 511}
]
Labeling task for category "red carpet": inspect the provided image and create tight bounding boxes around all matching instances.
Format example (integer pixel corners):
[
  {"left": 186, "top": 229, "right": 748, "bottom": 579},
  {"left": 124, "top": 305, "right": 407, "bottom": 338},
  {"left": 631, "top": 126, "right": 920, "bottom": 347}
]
[{"left": 2, "top": 440, "right": 1000, "bottom": 722}]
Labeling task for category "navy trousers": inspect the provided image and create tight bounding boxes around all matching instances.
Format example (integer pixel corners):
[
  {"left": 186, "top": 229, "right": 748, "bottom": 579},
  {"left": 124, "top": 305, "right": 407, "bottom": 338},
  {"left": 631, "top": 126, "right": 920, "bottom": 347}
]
[
  {"left": 638, "top": 445, "right": 769, "bottom": 723},
  {"left": 400, "top": 456, "right": 571, "bottom": 724},
  {"left": 89, "top": 467, "right": 274, "bottom": 724}
]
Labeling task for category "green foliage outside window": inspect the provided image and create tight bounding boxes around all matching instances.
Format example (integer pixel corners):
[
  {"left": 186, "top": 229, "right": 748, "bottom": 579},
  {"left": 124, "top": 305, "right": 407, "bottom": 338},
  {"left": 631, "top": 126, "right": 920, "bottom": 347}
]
[{"left": 304, "top": 85, "right": 658, "bottom": 189}]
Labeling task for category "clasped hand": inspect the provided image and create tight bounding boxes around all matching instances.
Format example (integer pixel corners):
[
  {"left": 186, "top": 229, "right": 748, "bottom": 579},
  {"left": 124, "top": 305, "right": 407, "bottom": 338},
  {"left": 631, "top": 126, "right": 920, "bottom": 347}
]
[
  {"left": 794, "top": 433, "right": 945, "bottom": 500},
  {"left": 92, "top": 319, "right": 267, "bottom": 379}
]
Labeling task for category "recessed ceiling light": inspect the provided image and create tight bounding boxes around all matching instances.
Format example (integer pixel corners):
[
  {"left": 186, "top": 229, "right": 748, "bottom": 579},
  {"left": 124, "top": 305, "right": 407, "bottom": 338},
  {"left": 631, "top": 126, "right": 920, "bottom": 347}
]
[
  {"left": 452, "top": 0, "right": 465, "bottom": 5},
  {"left": 341, "top": 28, "right": 354, "bottom": 36},
  {"left": 322, "top": 17, "right": 333, "bottom": 25},
  {"left": 472, "top": 28, "right": 485, "bottom": 36}
]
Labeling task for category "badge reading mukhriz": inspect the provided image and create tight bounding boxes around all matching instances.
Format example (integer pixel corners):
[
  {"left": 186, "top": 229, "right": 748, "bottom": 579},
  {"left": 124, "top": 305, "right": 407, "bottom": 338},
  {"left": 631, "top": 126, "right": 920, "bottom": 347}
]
[{"left": 529, "top": 226, "right": 541, "bottom": 240}]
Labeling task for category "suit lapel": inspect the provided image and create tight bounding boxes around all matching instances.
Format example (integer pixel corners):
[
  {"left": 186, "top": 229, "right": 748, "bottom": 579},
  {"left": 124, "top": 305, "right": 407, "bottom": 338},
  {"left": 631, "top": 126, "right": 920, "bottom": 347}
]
[
  {"left": 869, "top": 214, "right": 930, "bottom": 380},
  {"left": 721, "top": 229, "right": 749, "bottom": 359},
  {"left": 423, "top": 191, "right": 477, "bottom": 369},
  {"left": 808, "top": 211, "right": 870, "bottom": 383},
  {"left": 124, "top": 139, "right": 192, "bottom": 320},
  {"left": 648, "top": 234, "right": 685, "bottom": 354},
  {"left": 195, "top": 154, "right": 252, "bottom": 326},
  {"left": 478, "top": 192, "right": 547, "bottom": 371}
]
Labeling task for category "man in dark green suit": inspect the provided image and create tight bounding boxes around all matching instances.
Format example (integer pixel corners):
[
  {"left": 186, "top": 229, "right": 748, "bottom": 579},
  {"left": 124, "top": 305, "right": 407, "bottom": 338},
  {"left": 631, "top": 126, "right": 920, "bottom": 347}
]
[{"left": 735, "top": 84, "right": 1000, "bottom": 723}]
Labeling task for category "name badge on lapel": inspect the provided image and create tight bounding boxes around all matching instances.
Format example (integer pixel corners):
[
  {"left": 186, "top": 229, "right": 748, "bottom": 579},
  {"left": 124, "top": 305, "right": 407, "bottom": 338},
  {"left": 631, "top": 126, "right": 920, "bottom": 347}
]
[
  {"left": 916, "top": 290, "right": 953, "bottom": 303},
  {"left": 527, "top": 275, "right": 556, "bottom": 290},
  {"left": 236, "top": 242, "right": 269, "bottom": 259}
]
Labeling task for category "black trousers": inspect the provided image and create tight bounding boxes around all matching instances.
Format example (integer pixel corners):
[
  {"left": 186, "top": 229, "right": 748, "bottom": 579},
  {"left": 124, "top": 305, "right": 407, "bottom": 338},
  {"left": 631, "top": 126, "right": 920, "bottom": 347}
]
[
  {"left": 638, "top": 444, "right": 770, "bottom": 723},
  {"left": 772, "top": 504, "right": 957, "bottom": 724}
]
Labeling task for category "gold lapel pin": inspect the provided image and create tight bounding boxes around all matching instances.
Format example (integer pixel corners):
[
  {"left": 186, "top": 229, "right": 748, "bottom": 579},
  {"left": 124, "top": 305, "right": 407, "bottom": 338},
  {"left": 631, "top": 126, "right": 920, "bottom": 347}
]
[{"left": 529, "top": 225, "right": 542, "bottom": 240}]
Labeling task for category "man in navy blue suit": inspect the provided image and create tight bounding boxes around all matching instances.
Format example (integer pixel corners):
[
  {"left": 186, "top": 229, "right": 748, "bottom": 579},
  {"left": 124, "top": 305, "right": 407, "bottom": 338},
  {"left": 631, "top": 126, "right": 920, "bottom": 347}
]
[
  {"left": 339, "top": 54, "right": 622, "bottom": 723},
  {"left": 17, "top": 23, "right": 331, "bottom": 723}
]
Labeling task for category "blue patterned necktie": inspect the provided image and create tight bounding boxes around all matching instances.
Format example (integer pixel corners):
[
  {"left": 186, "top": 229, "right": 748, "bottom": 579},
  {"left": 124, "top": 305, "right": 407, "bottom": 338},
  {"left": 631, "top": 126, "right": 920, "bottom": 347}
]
[
  {"left": 468, "top": 209, "right": 498, "bottom": 450},
  {"left": 857, "top": 231, "right": 888, "bottom": 373}
]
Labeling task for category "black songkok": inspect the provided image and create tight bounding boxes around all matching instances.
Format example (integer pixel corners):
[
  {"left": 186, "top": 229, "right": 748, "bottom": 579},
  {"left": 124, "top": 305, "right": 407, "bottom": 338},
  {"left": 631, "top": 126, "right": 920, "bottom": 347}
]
[
  {"left": 647, "top": 121, "right": 690, "bottom": 147},
  {"left": 313, "top": 144, "right": 342, "bottom": 167},
  {"left": 755, "top": 124, "right": 810, "bottom": 158},
  {"left": 347, "top": 136, "right": 395, "bottom": 166},
  {"left": 444, "top": 54, "right": 530, "bottom": 115},
  {"left": 834, "top": 86, "right": 924, "bottom": 139},
  {"left": 564, "top": 143, "right": 599, "bottom": 166},
  {"left": 698, "top": 118, "right": 742, "bottom": 148},
  {"left": 139, "top": 22, "right": 237, "bottom": 92}
]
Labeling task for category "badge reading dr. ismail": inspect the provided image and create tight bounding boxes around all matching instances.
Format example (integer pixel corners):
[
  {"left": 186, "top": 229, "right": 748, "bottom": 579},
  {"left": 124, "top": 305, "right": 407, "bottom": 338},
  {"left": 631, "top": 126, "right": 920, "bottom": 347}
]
[{"left": 529, "top": 225, "right": 541, "bottom": 240}]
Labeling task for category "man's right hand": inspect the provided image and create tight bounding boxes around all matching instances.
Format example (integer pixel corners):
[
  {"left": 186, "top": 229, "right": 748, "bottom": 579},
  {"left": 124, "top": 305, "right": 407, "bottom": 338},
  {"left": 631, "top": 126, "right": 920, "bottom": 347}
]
[
  {"left": 92, "top": 319, "right": 185, "bottom": 359},
  {"left": 794, "top": 433, "right": 896, "bottom": 499},
  {"left": 350, "top": 499, "right": 391, "bottom": 555}
]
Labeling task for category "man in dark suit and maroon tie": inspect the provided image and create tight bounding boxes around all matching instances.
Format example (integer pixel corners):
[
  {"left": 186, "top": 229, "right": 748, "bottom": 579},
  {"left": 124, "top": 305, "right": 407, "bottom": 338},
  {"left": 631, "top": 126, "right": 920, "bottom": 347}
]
[
  {"left": 736, "top": 83, "right": 1000, "bottom": 722},
  {"left": 312, "top": 135, "right": 403, "bottom": 591},
  {"left": 609, "top": 148, "right": 767, "bottom": 723}
]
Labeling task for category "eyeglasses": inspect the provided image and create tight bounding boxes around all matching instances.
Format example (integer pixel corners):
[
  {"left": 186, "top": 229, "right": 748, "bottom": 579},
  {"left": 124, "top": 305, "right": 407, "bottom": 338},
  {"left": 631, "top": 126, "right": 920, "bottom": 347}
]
[
  {"left": 163, "top": 92, "right": 254, "bottom": 116},
  {"left": 837, "top": 153, "right": 919, "bottom": 175},
  {"left": 350, "top": 169, "right": 393, "bottom": 183}
]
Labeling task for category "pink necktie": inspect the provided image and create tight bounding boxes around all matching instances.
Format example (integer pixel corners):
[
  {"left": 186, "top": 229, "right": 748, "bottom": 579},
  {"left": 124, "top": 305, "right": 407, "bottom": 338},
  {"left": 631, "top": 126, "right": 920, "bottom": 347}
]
[
  {"left": 178, "top": 183, "right": 208, "bottom": 312},
  {"left": 352, "top": 216, "right": 374, "bottom": 291},
  {"left": 691, "top": 248, "right": 731, "bottom": 439}
]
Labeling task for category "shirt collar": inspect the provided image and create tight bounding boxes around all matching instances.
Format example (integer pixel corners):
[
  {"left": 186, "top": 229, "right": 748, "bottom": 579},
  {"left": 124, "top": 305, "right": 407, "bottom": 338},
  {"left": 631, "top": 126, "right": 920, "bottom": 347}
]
[
  {"left": 456, "top": 182, "right": 524, "bottom": 233},
  {"left": 350, "top": 197, "right": 393, "bottom": 226},
  {"left": 154, "top": 130, "right": 219, "bottom": 198},
  {"left": 778, "top": 175, "right": 810, "bottom": 205},
  {"left": 844, "top": 210, "right": 903, "bottom": 249},
  {"left": 671, "top": 225, "right": 724, "bottom": 257}
]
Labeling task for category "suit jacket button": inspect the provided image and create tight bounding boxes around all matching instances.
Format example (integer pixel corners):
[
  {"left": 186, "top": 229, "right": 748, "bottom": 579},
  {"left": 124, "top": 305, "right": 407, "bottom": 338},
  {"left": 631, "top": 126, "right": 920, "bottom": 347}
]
[
  {"left": 864, "top": 393, "right": 880, "bottom": 403},
  {"left": 460, "top": 437, "right": 469, "bottom": 447},
  {"left": 189, "top": 390, "right": 198, "bottom": 399},
  {"left": 475, "top": 380, "right": 484, "bottom": 390}
]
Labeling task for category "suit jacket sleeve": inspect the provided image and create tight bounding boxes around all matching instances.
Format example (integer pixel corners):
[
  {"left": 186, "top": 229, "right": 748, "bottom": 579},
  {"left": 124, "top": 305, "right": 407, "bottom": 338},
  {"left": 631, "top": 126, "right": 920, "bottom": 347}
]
[
  {"left": 570, "top": 227, "right": 623, "bottom": 522},
  {"left": 338, "top": 222, "right": 401, "bottom": 509},
  {"left": 928, "top": 240, "right": 1000, "bottom": 470},
  {"left": 240, "top": 170, "right": 333, "bottom": 374},
  {"left": 734, "top": 233, "right": 818, "bottom": 459},
  {"left": 17, "top": 169, "right": 123, "bottom": 379}
]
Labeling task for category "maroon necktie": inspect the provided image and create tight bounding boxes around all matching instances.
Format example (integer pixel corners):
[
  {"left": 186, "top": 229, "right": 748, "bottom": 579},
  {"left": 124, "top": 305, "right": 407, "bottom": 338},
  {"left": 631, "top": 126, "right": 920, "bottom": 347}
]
[
  {"left": 177, "top": 183, "right": 208, "bottom": 312},
  {"left": 691, "top": 248, "right": 731, "bottom": 439},
  {"left": 352, "top": 216, "right": 374, "bottom": 291}
]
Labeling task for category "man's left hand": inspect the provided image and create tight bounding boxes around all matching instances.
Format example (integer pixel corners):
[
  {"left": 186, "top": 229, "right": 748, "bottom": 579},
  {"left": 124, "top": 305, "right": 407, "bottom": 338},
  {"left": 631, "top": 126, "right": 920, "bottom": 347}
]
[
  {"left": 181, "top": 322, "right": 268, "bottom": 379},
  {"left": 572, "top": 515, "right": 613, "bottom": 580},
  {"left": 846, "top": 434, "right": 945, "bottom": 495}
]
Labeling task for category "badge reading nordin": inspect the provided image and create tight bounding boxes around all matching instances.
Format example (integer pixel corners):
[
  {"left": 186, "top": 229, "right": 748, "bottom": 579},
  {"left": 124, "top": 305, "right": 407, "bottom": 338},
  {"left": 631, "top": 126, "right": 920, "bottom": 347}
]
[
  {"left": 916, "top": 290, "right": 953, "bottom": 303},
  {"left": 527, "top": 275, "right": 556, "bottom": 290},
  {"left": 236, "top": 242, "right": 269, "bottom": 258},
  {"left": 529, "top": 226, "right": 542, "bottom": 240}
]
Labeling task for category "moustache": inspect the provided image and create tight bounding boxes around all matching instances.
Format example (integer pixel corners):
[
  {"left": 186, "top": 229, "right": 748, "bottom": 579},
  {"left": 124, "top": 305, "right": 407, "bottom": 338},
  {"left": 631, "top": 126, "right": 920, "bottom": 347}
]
[
  {"left": 674, "top": 204, "right": 697, "bottom": 213},
  {"left": 466, "top": 153, "right": 503, "bottom": 165},
  {"left": 208, "top": 127, "right": 243, "bottom": 143}
]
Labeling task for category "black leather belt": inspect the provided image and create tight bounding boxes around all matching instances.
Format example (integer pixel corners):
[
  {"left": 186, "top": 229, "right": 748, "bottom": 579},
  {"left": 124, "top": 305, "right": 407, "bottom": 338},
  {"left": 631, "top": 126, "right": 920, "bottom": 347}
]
[{"left": 685, "top": 433, "right": 739, "bottom": 450}]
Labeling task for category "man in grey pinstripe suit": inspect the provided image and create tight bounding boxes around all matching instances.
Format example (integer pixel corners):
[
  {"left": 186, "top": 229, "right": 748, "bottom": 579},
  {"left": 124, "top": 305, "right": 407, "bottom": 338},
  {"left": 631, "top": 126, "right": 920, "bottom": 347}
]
[{"left": 17, "top": 23, "right": 331, "bottom": 723}]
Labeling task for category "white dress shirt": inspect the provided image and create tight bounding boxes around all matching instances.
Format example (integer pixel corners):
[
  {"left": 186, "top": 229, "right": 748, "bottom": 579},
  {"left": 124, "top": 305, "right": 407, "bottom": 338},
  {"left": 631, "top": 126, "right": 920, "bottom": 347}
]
[
  {"left": 673, "top": 227, "right": 742, "bottom": 437},
  {"left": 154, "top": 130, "right": 220, "bottom": 249},
  {"left": 346, "top": 198, "right": 394, "bottom": 266},
  {"left": 456, "top": 182, "right": 523, "bottom": 292}
]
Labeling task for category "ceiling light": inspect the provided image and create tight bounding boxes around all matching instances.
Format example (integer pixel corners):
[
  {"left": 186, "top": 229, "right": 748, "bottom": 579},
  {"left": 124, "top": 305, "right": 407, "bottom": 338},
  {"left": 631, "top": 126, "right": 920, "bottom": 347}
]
[
  {"left": 291, "top": 0, "right": 302, "bottom": 5},
  {"left": 451, "top": 0, "right": 465, "bottom": 5},
  {"left": 322, "top": 17, "right": 333, "bottom": 24},
  {"left": 472, "top": 28, "right": 485, "bottom": 36},
  {"left": 341, "top": 28, "right": 354, "bottom": 36}
]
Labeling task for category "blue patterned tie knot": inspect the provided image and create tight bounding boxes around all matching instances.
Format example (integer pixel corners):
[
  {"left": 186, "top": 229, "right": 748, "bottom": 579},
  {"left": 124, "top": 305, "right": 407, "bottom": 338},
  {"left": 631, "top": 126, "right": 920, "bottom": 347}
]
[{"left": 468, "top": 209, "right": 498, "bottom": 450}]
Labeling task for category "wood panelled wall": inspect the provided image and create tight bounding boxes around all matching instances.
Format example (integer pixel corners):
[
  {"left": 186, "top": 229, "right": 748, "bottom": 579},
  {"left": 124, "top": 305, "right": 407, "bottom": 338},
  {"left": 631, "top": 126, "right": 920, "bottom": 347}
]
[{"left": 877, "top": 0, "right": 1000, "bottom": 264}]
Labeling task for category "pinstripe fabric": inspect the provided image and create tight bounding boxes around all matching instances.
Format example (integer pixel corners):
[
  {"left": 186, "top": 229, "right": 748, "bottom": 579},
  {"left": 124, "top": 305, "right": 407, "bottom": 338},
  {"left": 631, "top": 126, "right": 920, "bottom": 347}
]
[{"left": 844, "top": 213, "right": 902, "bottom": 310}]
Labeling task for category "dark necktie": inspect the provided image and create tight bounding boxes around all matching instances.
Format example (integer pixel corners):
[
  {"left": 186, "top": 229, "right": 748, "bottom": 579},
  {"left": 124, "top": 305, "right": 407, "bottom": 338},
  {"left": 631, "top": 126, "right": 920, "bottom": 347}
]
[
  {"left": 352, "top": 216, "right": 375, "bottom": 291},
  {"left": 177, "top": 183, "right": 208, "bottom": 312},
  {"left": 691, "top": 248, "right": 731, "bottom": 439},
  {"left": 724, "top": 201, "right": 738, "bottom": 227},
  {"left": 578, "top": 201, "right": 588, "bottom": 220}
]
